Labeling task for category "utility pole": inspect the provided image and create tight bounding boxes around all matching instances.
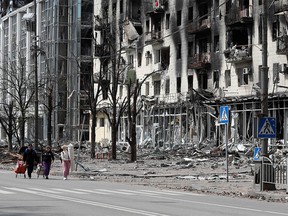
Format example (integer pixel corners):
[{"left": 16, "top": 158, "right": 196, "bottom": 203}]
[
  {"left": 261, "top": 0, "right": 275, "bottom": 191},
  {"left": 34, "top": 0, "right": 39, "bottom": 149}
]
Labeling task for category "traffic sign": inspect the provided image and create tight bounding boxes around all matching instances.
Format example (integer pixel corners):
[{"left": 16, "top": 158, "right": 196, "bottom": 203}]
[
  {"left": 253, "top": 147, "right": 262, "bottom": 161},
  {"left": 219, "top": 106, "right": 229, "bottom": 124},
  {"left": 258, "top": 117, "right": 276, "bottom": 138}
]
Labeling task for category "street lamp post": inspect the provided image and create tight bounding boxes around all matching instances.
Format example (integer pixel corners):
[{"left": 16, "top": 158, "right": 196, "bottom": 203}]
[{"left": 34, "top": 0, "right": 39, "bottom": 149}]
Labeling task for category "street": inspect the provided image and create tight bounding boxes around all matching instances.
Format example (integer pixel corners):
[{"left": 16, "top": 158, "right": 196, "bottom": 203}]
[{"left": 0, "top": 169, "right": 287, "bottom": 216}]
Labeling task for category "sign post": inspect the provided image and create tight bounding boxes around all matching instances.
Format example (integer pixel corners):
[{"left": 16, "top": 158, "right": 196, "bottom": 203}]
[{"left": 220, "top": 106, "right": 229, "bottom": 182}]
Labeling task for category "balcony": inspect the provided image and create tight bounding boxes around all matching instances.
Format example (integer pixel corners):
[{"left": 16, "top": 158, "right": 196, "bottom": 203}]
[
  {"left": 187, "top": 18, "right": 211, "bottom": 34},
  {"left": 145, "top": 31, "right": 164, "bottom": 45},
  {"left": 144, "top": 0, "right": 167, "bottom": 14},
  {"left": 274, "top": 0, "right": 288, "bottom": 14},
  {"left": 225, "top": 6, "right": 253, "bottom": 26},
  {"left": 223, "top": 45, "right": 252, "bottom": 63},
  {"left": 276, "top": 35, "right": 288, "bottom": 55},
  {"left": 188, "top": 53, "right": 211, "bottom": 69}
]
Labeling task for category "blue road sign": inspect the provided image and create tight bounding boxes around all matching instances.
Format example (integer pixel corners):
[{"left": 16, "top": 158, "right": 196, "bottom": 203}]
[
  {"left": 258, "top": 117, "right": 276, "bottom": 138},
  {"left": 253, "top": 147, "right": 262, "bottom": 161},
  {"left": 219, "top": 106, "right": 229, "bottom": 125}
]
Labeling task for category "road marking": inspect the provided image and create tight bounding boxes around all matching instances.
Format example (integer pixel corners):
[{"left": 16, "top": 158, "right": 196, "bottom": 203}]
[
  {"left": 74, "top": 189, "right": 110, "bottom": 194},
  {"left": 94, "top": 189, "right": 135, "bottom": 195},
  {"left": 0, "top": 189, "right": 15, "bottom": 194},
  {"left": 51, "top": 188, "right": 88, "bottom": 194},
  {"left": 139, "top": 190, "right": 180, "bottom": 196},
  {"left": 29, "top": 188, "right": 62, "bottom": 194}
]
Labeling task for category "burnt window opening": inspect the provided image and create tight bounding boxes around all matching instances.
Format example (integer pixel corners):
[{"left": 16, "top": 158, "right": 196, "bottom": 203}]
[
  {"left": 237, "top": 68, "right": 249, "bottom": 86},
  {"left": 227, "top": 28, "right": 249, "bottom": 49},
  {"left": 198, "top": 72, "right": 208, "bottom": 89},
  {"left": 166, "top": 14, "right": 170, "bottom": 29},
  {"left": 177, "top": 77, "right": 181, "bottom": 93},
  {"left": 146, "top": 20, "right": 150, "bottom": 33},
  {"left": 225, "top": 70, "right": 231, "bottom": 88},
  {"left": 177, "top": 10, "right": 182, "bottom": 26},
  {"left": 154, "top": 80, "right": 161, "bottom": 95},
  {"left": 199, "top": 3, "right": 208, "bottom": 21},
  {"left": 129, "top": 0, "right": 141, "bottom": 21},
  {"left": 188, "top": 75, "right": 193, "bottom": 91},
  {"left": 137, "top": 52, "right": 142, "bottom": 67},
  {"left": 165, "top": 79, "right": 170, "bottom": 94},
  {"left": 214, "top": 35, "right": 219, "bottom": 52},
  {"left": 259, "top": 0, "right": 262, "bottom": 5},
  {"left": 161, "top": 47, "right": 170, "bottom": 69},
  {"left": 199, "top": 38, "right": 208, "bottom": 53},
  {"left": 188, "top": 41, "right": 194, "bottom": 57},
  {"left": 258, "top": 65, "right": 262, "bottom": 88},
  {"left": 213, "top": 70, "right": 219, "bottom": 88},
  {"left": 101, "top": 80, "right": 109, "bottom": 100},
  {"left": 226, "top": 0, "right": 232, "bottom": 14},
  {"left": 188, "top": 6, "right": 193, "bottom": 21},
  {"left": 240, "top": 0, "right": 250, "bottom": 10},
  {"left": 177, "top": 43, "right": 182, "bottom": 59},
  {"left": 272, "top": 20, "right": 279, "bottom": 42},
  {"left": 120, "top": 0, "right": 123, "bottom": 13}
]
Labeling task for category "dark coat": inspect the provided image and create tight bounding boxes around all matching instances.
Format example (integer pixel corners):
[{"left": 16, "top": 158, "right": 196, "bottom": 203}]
[
  {"left": 23, "top": 148, "right": 37, "bottom": 166},
  {"left": 42, "top": 151, "right": 54, "bottom": 164}
]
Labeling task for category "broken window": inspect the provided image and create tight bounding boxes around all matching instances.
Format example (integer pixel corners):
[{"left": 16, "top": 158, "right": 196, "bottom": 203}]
[
  {"left": 214, "top": 35, "right": 219, "bottom": 52},
  {"left": 198, "top": 72, "right": 208, "bottom": 89},
  {"left": 225, "top": 70, "right": 231, "bottom": 88},
  {"left": 188, "top": 41, "right": 194, "bottom": 57},
  {"left": 259, "top": 0, "right": 262, "bottom": 5},
  {"left": 199, "top": 38, "right": 208, "bottom": 53},
  {"left": 146, "top": 51, "right": 152, "bottom": 65},
  {"left": 213, "top": 70, "right": 219, "bottom": 88},
  {"left": 237, "top": 68, "right": 249, "bottom": 86},
  {"left": 177, "top": 77, "right": 181, "bottom": 93},
  {"left": 154, "top": 80, "right": 161, "bottom": 95},
  {"left": 166, "top": 14, "right": 170, "bottom": 29},
  {"left": 145, "top": 82, "right": 150, "bottom": 96},
  {"left": 188, "top": 75, "right": 193, "bottom": 91},
  {"left": 138, "top": 52, "right": 142, "bottom": 67},
  {"left": 161, "top": 47, "right": 170, "bottom": 69},
  {"left": 146, "top": 20, "right": 150, "bottom": 33},
  {"left": 100, "top": 118, "right": 105, "bottom": 127},
  {"left": 177, "top": 10, "right": 182, "bottom": 26},
  {"left": 154, "top": 49, "right": 160, "bottom": 63},
  {"left": 177, "top": 43, "right": 181, "bottom": 59},
  {"left": 188, "top": 6, "right": 193, "bottom": 21},
  {"left": 272, "top": 20, "right": 279, "bottom": 42},
  {"left": 165, "top": 79, "right": 170, "bottom": 94},
  {"left": 120, "top": 0, "right": 123, "bottom": 13}
]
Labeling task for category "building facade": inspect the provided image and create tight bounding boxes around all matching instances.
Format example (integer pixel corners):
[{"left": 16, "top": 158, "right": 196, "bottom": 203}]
[{"left": 94, "top": 0, "right": 288, "bottom": 149}]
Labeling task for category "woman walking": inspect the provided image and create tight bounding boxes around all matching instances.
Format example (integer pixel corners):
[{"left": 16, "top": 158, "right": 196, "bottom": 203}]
[
  {"left": 42, "top": 145, "right": 54, "bottom": 179},
  {"left": 60, "top": 145, "right": 71, "bottom": 180}
]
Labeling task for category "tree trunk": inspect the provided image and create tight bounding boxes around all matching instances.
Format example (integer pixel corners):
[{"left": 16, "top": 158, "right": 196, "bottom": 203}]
[
  {"left": 90, "top": 113, "right": 96, "bottom": 159},
  {"left": 47, "top": 89, "right": 53, "bottom": 146}
]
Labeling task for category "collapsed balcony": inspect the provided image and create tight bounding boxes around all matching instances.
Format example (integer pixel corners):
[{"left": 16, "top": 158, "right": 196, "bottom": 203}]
[
  {"left": 224, "top": 45, "right": 252, "bottom": 63},
  {"left": 188, "top": 53, "right": 211, "bottom": 69},
  {"left": 187, "top": 18, "right": 211, "bottom": 34},
  {"left": 145, "top": 30, "right": 164, "bottom": 45}
]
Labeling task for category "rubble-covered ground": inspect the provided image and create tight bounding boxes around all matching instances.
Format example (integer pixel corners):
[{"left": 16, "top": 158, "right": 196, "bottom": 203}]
[{"left": 1, "top": 141, "right": 288, "bottom": 203}]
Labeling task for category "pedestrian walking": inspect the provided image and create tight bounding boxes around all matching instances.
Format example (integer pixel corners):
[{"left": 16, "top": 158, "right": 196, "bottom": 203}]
[
  {"left": 23, "top": 144, "right": 37, "bottom": 179},
  {"left": 60, "top": 145, "right": 71, "bottom": 180},
  {"left": 42, "top": 145, "right": 54, "bottom": 179}
]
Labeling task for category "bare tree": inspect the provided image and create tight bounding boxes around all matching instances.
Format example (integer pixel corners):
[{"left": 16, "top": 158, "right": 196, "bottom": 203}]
[
  {"left": 126, "top": 71, "right": 156, "bottom": 162},
  {"left": 0, "top": 53, "right": 35, "bottom": 147},
  {"left": 0, "top": 101, "right": 19, "bottom": 152}
]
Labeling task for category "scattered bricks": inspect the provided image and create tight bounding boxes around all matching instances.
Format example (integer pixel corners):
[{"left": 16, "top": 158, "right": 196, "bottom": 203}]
[{"left": 95, "top": 152, "right": 110, "bottom": 159}]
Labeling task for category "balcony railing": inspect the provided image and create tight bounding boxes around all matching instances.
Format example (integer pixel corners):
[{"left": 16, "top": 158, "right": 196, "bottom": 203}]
[
  {"left": 145, "top": 31, "right": 164, "bottom": 44},
  {"left": 187, "top": 18, "right": 211, "bottom": 34},
  {"left": 274, "top": 0, "right": 288, "bottom": 13},
  {"left": 188, "top": 53, "right": 211, "bottom": 69},
  {"left": 225, "top": 6, "right": 253, "bottom": 25},
  {"left": 156, "top": 92, "right": 189, "bottom": 104}
]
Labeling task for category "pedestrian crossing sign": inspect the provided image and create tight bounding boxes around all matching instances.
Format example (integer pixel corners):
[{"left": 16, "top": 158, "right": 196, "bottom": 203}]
[
  {"left": 219, "top": 106, "right": 229, "bottom": 125},
  {"left": 258, "top": 117, "right": 276, "bottom": 138}
]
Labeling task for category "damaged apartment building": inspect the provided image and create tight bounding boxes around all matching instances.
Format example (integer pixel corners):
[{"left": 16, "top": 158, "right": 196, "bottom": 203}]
[
  {"left": 94, "top": 0, "right": 288, "bottom": 149},
  {"left": 0, "top": 0, "right": 93, "bottom": 143}
]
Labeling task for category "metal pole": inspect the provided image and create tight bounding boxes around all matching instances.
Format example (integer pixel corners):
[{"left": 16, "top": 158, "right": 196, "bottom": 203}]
[
  {"left": 75, "top": 115, "right": 85, "bottom": 171},
  {"left": 34, "top": 0, "right": 39, "bottom": 149},
  {"left": 225, "top": 124, "right": 229, "bottom": 182}
]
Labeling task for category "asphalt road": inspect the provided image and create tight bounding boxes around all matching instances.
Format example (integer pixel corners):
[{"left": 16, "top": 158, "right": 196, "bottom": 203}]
[{"left": 0, "top": 169, "right": 287, "bottom": 216}]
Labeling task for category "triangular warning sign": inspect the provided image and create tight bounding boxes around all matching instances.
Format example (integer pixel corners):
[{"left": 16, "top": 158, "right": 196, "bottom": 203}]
[
  {"left": 259, "top": 119, "right": 275, "bottom": 135},
  {"left": 221, "top": 110, "right": 228, "bottom": 121}
]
